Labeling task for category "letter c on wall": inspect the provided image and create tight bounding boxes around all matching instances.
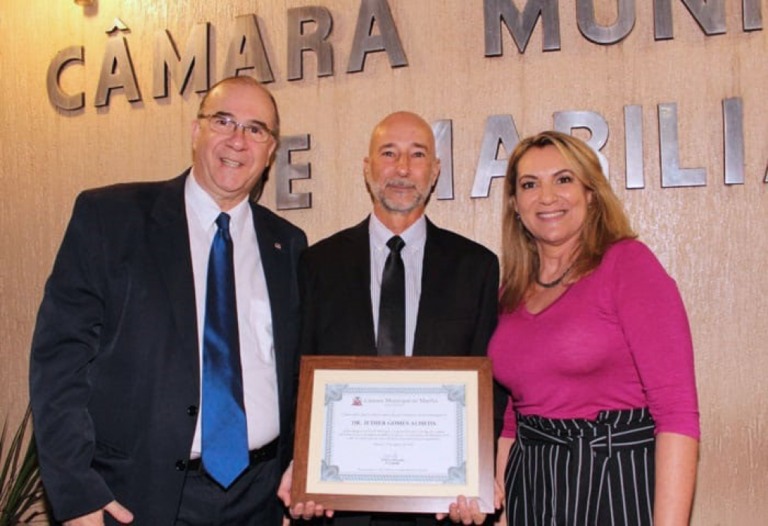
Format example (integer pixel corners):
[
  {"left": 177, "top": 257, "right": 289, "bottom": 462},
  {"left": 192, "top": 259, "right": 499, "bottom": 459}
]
[{"left": 47, "top": 46, "right": 85, "bottom": 111}]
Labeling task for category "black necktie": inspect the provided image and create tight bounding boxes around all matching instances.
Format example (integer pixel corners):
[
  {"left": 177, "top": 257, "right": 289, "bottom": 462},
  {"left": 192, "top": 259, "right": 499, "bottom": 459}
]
[
  {"left": 377, "top": 236, "right": 406, "bottom": 356},
  {"left": 201, "top": 213, "right": 249, "bottom": 488}
]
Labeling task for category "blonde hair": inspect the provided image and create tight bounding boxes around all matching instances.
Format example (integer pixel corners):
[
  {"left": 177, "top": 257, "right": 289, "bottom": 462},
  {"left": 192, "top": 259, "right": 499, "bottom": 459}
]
[{"left": 499, "top": 131, "right": 636, "bottom": 312}]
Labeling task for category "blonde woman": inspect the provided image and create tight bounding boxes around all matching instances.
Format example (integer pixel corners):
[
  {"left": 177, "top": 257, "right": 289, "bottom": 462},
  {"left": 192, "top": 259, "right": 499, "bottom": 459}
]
[{"left": 489, "top": 131, "right": 699, "bottom": 525}]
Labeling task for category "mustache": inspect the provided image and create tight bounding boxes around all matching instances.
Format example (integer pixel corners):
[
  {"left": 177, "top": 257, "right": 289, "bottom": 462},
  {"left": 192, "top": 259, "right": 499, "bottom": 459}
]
[{"left": 384, "top": 180, "right": 417, "bottom": 190}]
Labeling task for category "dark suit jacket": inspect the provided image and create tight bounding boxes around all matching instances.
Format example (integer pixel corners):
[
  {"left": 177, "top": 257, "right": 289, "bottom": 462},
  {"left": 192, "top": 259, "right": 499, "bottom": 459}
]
[
  {"left": 300, "top": 217, "right": 499, "bottom": 359},
  {"left": 298, "top": 217, "right": 499, "bottom": 526},
  {"left": 29, "top": 172, "right": 306, "bottom": 524}
]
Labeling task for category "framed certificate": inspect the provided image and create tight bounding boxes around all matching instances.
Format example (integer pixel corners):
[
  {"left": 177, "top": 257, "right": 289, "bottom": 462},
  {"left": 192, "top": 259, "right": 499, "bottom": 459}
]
[{"left": 291, "top": 355, "right": 495, "bottom": 514}]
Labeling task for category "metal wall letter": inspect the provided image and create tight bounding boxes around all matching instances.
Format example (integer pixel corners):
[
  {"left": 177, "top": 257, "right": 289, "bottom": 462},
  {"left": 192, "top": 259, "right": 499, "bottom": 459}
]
[
  {"left": 743, "top": 0, "right": 763, "bottom": 31},
  {"left": 153, "top": 23, "right": 210, "bottom": 99},
  {"left": 94, "top": 37, "right": 142, "bottom": 107},
  {"left": 47, "top": 46, "right": 85, "bottom": 111},
  {"left": 470, "top": 115, "right": 521, "bottom": 198},
  {"left": 288, "top": 6, "right": 334, "bottom": 81},
  {"left": 484, "top": 0, "right": 561, "bottom": 55},
  {"left": 723, "top": 97, "right": 745, "bottom": 185},
  {"left": 223, "top": 14, "right": 275, "bottom": 83},
  {"left": 654, "top": 0, "right": 726, "bottom": 40},
  {"left": 658, "top": 103, "right": 706, "bottom": 187},
  {"left": 433, "top": 120, "right": 455, "bottom": 200},
  {"left": 347, "top": 0, "right": 408, "bottom": 72},
  {"left": 553, "top": 111, "right": 610, "bottom": 177},
  {"left": 275, "top": 135, "right": 312, "bottom": 210},
  {"left": 624, "top": 105, "right": 645, "bottom": 189},
  {"left": 577, "top": 0, "right": 636, "bottom": 44}
]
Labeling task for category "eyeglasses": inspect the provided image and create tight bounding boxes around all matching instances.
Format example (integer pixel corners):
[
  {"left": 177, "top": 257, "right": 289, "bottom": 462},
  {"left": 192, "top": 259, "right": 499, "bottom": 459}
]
[{"left": 197, "top": 113, "right": 276, "bottom": 143}]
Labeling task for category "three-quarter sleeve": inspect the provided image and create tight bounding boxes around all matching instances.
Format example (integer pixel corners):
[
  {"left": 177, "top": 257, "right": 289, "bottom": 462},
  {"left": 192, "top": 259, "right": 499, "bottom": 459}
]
[{"left": 610, "top": 241, "right": 700, "bottom": 439}]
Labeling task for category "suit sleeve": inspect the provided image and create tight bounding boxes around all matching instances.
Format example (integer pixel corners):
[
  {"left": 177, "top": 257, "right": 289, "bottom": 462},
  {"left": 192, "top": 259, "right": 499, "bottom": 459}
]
[
  {"left": 469, "top": 252, "right": 500, "bottom": 357},
  {"left": 297, "top": 250, "right": 316, "bottom": 357},
  {"left": 29, "top": 193, "right": 114, "bottom": 521},
  {"left": 468, "top": 252, "right": 507, "bottom": 440}
]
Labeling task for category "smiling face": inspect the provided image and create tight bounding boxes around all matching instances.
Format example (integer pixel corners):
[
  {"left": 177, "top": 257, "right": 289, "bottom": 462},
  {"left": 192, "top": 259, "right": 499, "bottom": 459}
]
[
  {"left": 191, "top": 80, "right": 278, "bottom": 211},
  {"left": 513, "top": 145, "right": 593, "bottom": 253},
  {"left": 363, "top": 112, "right": 441, "bottom": 231}
]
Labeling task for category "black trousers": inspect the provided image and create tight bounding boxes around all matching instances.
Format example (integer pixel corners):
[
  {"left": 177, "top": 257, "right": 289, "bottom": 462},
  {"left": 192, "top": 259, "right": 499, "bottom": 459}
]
[
  {"left": 504, "top": 408, "right": 656, "bottom": 526},
  {"left": 175, "top": 457, "right": 283, "bottom": 525}
]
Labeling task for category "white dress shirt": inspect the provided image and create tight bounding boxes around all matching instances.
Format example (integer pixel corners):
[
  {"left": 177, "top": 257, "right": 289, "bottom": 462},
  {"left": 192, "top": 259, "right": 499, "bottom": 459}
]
[
  {"left": 185, "top": 173, "right": 279, "bottom": 457},
  {"left": 369, "top": 213, "right": 427, "bottom": 357}
]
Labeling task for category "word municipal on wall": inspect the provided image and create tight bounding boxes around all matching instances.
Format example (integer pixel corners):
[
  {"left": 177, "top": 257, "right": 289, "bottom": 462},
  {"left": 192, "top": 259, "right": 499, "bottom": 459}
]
[
  {"left": 47, "top": 0, "right": 763, "bottom": 109},
  {"left": 273, "top": 98, "right": 750, "bottom": 210}
]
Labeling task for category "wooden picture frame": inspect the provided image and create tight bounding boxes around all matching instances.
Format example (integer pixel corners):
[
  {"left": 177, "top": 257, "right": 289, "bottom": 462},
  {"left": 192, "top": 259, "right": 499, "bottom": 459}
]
[{"left": 291, "top": 355, "right": 495, "bottom": 514}]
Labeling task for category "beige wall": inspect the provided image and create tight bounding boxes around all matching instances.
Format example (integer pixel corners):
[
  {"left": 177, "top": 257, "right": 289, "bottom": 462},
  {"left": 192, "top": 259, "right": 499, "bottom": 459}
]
[{"left": 1, "top": 1, "right": 766, "bottom": 523}]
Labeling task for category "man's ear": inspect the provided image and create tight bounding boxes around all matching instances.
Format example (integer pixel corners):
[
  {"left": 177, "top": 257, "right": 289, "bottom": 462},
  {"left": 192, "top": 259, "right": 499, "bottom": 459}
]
[
  {"left": 191, "top": 119, "right": 201, "bottom": 144},
  {"left": 266, "top": 140, "right": 279, "bottom": 168},
  {"left": 430, "top": 157, "right": 441, "bottom": 189}
]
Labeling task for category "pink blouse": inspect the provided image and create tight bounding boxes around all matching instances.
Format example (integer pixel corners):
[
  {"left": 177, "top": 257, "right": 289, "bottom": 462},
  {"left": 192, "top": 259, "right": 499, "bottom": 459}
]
[{"left": 489, "top": 239, "right": 700, "bottom": 440}]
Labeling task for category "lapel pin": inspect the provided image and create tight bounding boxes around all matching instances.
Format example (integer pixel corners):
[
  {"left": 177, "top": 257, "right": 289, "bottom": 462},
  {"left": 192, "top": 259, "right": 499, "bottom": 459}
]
[{"left": 274, "top": 242, "right": 282, "bottom": 250}]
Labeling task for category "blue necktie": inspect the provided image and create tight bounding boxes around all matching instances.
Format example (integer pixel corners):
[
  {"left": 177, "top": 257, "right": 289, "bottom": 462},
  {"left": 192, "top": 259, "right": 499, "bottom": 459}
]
[
  {"left": 377, "top": 236, "right": 406, "bottom": 355},
  {"left": 201, "top": 213, "right": 249, "bottom": 488}
]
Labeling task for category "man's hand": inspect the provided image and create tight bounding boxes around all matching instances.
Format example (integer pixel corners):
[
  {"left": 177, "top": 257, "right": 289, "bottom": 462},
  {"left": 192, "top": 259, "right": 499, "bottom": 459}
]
[
  {"left": 276, "top": 462, "right": 294, "bottom": 508},
  {"left": 63, "top": 500, "right": 134, "bottom": 526},
  {"left": 437, "top": 496, "right": 488, "bottom": 525},
  {"left": 277, "top": 462, "right": 334, "bottom": 520}
]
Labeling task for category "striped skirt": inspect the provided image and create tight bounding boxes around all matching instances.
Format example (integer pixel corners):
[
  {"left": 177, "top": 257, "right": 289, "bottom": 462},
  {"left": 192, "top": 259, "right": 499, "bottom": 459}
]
[{"left": 503, "top": 408, "right": 656, "bottom": 526}]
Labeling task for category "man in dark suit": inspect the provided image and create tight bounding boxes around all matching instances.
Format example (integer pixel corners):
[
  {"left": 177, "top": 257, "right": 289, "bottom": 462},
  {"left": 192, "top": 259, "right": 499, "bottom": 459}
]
[
  {"left": 29, "top": 76, "right": 306, "bottom": 525},
  {"left": 279, "top": 112, "right": 499, "bottom": 526}
]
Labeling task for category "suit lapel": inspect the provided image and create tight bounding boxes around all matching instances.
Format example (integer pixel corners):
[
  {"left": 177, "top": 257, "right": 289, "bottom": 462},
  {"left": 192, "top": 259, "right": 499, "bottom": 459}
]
[
  {"left": 148, "top": 171, "right": 199, "bottom": 374},
  {"left": 250, "top": 204, "right": 291, "bottom": 350},
  {"left": 249, "top": 203, "right": 302, "bottom": 400},
  {"left": 346, "top": 219, "right": 377, "bottom": 352},
  {"left": 413, "top": 219, "right": 448, "bottom": 356}
]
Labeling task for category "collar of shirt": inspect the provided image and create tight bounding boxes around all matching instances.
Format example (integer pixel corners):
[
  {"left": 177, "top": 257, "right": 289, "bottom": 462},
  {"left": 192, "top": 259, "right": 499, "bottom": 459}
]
[
  {"left": 368, "top": 212, "right": 428, "bottom": 256},
  {"left": 185, "top": 170, "right": 251, "bottom": 237}
]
